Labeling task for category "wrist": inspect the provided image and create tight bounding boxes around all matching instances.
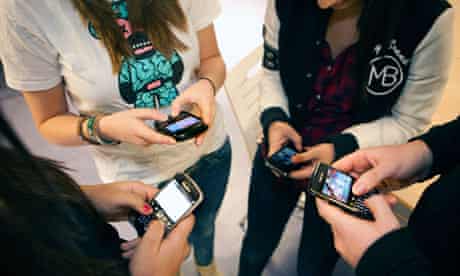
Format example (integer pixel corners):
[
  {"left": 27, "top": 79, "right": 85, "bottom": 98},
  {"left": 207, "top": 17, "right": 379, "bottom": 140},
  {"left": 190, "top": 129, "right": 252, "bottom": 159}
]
[
  {"left": 409, "top": 140, "right": 433, "bottom": 180},
  {"left": 199, "top": 77, "right": 217, "bottom": 96}
]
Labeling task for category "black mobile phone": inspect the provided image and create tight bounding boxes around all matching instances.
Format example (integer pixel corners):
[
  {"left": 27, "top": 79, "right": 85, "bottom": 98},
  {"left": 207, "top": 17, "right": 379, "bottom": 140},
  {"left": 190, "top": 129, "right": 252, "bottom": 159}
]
[
  {"left": 309, "top": 163, "right": 378, "bottom": 220},
  {"left": 155, "top": 111, "right": 208, "bottom": 142},
  {"left": 265, "top": 142, "right": 303, "bottom": 178},
  {"left": 129, "top": 173, "right": 203, "bottom": 237}
]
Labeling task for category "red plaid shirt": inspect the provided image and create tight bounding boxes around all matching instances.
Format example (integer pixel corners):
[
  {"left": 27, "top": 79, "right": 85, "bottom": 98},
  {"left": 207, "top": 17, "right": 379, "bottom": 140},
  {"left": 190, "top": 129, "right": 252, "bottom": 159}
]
[{"left": 300, "top": 41, "right": 357, "bottom": 146}]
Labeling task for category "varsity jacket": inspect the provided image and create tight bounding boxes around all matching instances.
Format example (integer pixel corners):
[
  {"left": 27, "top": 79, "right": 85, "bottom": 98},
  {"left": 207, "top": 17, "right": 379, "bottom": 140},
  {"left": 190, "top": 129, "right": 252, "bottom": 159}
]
[{"left": 260, "top": 0, "right": 454, "bottom": 159}]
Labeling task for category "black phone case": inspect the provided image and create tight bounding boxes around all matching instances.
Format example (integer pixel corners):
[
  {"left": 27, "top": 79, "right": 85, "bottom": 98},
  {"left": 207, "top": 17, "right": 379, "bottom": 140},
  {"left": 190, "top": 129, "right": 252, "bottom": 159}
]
[
  {"left": 265, "top": 142, "right": 303, "bottom": 177},
  {"left": 155, "top": 111, "right": 208, "bottom": 141}
]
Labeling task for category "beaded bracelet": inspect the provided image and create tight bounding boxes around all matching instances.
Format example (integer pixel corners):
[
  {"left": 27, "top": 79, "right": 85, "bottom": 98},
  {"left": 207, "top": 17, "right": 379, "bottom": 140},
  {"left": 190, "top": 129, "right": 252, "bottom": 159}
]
[{"left": 78, "top": 116, "right": 99, "bottom": 145}]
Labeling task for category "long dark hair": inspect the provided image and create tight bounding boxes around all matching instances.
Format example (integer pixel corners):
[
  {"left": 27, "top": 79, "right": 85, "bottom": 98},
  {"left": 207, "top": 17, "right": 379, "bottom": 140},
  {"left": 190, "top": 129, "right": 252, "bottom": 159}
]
[
  {"left": 71, "top": 0, "right": 188, "bottom": 73},
  {"left": 0, "top": 114, "right": 127, "bottom": 276},
  {"left": 355, "top": 0, "right": 405, "bottom": 103}
]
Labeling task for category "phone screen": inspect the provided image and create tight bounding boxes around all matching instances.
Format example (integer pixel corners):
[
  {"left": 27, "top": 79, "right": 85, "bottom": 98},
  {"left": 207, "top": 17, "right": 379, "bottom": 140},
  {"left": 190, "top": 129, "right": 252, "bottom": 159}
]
[
  {"left": 271, "top": 147, "right": 297, "bottom": 168},
  {"left": 155, "top": 180, "right": 193, "bottom": 222},
  {"left": 166, "top": 116, "right": 200, "bottom": 133},
  {"left": 321, "top": 168, "right": 353, "bottom": 203}
]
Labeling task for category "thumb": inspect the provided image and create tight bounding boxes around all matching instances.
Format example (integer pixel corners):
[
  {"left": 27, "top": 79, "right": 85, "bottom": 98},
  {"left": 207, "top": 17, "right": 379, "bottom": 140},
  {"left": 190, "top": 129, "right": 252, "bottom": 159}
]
[
  {"left": 352, "top": 167, "right": 386, "bottom": 196},
  {"left": 364, "top": 195, "right": 395, "bottom": 220},
  {"left": 171, "top": 94, "right": 187, "bottom": 117},
  {"left": 286, "top": 127, "right": 302, "bottom": 151},
  {"left": 141, "top": 220, "right": 165, "bottom": 250}
]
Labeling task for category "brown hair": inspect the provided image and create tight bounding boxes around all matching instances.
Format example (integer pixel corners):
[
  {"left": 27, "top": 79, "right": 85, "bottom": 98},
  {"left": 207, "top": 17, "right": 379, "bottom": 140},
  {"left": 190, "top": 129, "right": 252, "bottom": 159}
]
[{"left": 71, "top": 0, "right": 188, "bottom": 73}]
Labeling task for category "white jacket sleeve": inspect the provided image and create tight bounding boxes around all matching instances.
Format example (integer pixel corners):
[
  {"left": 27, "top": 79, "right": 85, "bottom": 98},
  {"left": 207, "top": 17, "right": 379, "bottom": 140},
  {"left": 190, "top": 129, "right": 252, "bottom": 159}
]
[
  {"left": 343, "top": 9, "right": 455, "bottom": 148},
  {"left": 259, "top": 0, "right": 290, "bottom": 120}
]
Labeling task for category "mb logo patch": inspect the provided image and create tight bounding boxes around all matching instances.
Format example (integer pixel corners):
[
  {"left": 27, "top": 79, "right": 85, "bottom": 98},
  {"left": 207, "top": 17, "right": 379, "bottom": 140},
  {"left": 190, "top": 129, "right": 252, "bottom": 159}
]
[{"left": 366, "top": 40, "right": 408, "bottom": 96}]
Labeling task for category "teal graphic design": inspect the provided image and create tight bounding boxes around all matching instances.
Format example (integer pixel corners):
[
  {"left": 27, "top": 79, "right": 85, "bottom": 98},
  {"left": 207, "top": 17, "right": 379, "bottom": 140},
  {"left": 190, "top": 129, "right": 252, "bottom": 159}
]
[{"left": 88, "top": 0, "right": 184, "bottom": 108}]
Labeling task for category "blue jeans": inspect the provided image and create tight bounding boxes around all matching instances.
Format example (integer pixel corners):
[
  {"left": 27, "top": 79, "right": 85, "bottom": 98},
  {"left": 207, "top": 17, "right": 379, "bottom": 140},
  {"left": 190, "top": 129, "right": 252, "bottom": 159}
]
[
  {"left": 238, "top": 144, "right": 338, "bottom": 276},
  {"left": 186, "top": 139, "right": 232, "bottom": 266}
]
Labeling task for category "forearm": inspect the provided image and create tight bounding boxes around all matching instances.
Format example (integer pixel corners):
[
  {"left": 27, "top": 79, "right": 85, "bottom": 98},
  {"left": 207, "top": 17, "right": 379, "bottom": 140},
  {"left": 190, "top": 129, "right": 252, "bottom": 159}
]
[
  {"left": 37, "top": 113, "right": 86, "bottom": 146},
  {"left": 198, "top": 54, "right": 226, "bottom": 93}
]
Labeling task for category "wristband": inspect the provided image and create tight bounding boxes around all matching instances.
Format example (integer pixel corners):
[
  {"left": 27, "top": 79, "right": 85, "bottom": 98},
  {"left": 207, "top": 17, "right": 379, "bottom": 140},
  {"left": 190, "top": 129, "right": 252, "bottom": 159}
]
[
  {"left": 199, "top": 77, "right": 217, "bottom": 95},
  {"left": 78, "top": 116, "right": 99, "bottom": 145},
  {"left": 94, "top": 115, "right": 120, "bottom": 145}
]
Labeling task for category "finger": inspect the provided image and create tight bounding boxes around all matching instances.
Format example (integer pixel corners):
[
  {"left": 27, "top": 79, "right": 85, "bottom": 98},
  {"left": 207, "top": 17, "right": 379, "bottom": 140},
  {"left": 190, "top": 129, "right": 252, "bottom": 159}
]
[
  {"left": 123, "top": 193, "right": 153, "bottom": 215},
  {"left": 364, "top": 195, "right": 396, "bottom": 220},
  {"left": 315, "top": 198, "right": 349, "bottom": 225},
  {"left": 167, "top": 215, "right": 195, "bottom": 243},
  {"left": 198, "top": 101, "right": 214, "bottom": 126},
  {"left": 122, "top": 249, "right": 136, "bottom": 259},
  {"left": 289, "top": 165, "right": 315, "bottom": 179},
  {"left": 352, "top": 167, "right": 387, "bottom": 196},
  {"left": 291, "top": 149, "right": 317, "bottom": 164},
  {"left": 130, "top": 108, "right": 168, "bottom": 121},
  {"left": 333, "top": 151, "right": 373, "bottom": 175},
  {"left": 121, "top": 238, "right": 141, "bottom": 251},
  {"left": 136, "top": 124, "right": 176, "bottom": 145},
  {"left": 195, "top": 131, "right": 207, "bottom": 146},
  {"left": 171, "top": 95, "right": 187, "bottom": 117},
  {"left": 141, "top": 220, "right": 165, "bottom": 251},
  {"left": 286, "top": 129, "right": 302, "bottom": 151},
  {"left": 268, "top": 141, "right": 284, "bottom": 157},
  {"left": 383, "top": 194, "right": 398, "bottom": 207},
  {"left": 129, "top": 182, "right": 159, "bottom": 201}
]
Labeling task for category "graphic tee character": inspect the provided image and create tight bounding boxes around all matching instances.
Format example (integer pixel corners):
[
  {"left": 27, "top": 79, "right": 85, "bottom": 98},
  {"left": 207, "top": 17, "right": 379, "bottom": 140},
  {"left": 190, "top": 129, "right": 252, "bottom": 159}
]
[{"left": 89, "top": 0, "right": 184, "bottom": 108}]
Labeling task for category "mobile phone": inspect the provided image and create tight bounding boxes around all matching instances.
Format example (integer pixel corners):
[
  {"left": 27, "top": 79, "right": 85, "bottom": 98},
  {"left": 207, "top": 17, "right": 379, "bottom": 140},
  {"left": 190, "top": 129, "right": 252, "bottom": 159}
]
[
  {"left": 155, "top": 111, "right": 208, "bottom": 141},
  {"left": 309, "top": 163, "right": 377, "bottom": 220},
  {"left": 129, "top": 173, "right": 203, "bottom": 237},
  {"left": 265, "top": 142, "right": 303, "bottom": 178}
]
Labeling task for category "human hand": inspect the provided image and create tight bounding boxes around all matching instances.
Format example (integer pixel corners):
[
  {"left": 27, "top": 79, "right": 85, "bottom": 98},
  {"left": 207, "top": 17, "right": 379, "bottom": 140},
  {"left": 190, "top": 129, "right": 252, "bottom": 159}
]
[
  {"left": 129, "top": 215, "right": 195, "bottom": 276},
  {"left": 267, "top": 121, "right": 302, "bottom": 157},
  {"left": 171, "top": 79, "right": 216, "bottom": 146},
  {"left": 289, "top": 143, "right": 335, "bottom": 179},
  {"left": 316, "top": 195, "right": 400, "bottom": 268},
  {"left": 98, "top": 109, "right": 176, "bottom": 146},
  {"left": 333, "top": 140, "right": 433, "bottom": 196},
  {"left": 82, "top": 181, "right": 158, "bottom": 221}
]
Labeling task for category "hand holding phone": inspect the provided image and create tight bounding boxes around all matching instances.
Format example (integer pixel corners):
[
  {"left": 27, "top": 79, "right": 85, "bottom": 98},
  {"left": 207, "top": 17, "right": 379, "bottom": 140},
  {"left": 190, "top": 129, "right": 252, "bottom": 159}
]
[
  {"left": 129, "top": 173, "right": 203, "bottom": 237},
  {"left": 155, "top": 111, "right": 208, "bottom": 142},
  {"left": 309, "top": 163, "right": 379, "bottom": 220},
  {"left": 265, "top": 142, "right": 304, "bottom": 178}
]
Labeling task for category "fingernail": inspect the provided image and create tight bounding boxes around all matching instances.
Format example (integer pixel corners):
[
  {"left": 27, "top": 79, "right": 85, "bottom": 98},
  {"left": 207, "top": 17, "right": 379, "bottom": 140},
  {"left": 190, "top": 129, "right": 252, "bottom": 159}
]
[
  {"left": 353, "top": 186, "right": 366, "bottom": 195},
  {"left": 143, "top": 204, "right": 152, "bottom": 212}
]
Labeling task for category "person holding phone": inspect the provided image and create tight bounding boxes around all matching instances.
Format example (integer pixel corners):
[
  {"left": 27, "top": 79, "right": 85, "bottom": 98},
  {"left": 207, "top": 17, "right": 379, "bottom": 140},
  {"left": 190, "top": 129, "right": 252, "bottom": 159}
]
[
  {"left": 0, "top": 113, "right": 194, "bottom": 276},
  {"left": 0, "top": 1, "right": 230, "bottom": 275},
  {"left": 317, "top": 116, "right": 460, "bottom": 275},
  {"left": 239, "top": 0, "right": 454, "bottom": 275}
]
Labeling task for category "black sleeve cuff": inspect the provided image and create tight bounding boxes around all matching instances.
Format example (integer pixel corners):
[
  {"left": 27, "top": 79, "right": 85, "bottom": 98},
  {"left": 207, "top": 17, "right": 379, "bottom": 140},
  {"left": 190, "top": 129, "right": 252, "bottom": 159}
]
[
  {"left": 322, "top": 133, "right": 359, "bottom": 161},
  {"left": 412, "top": 116, "right": 460, "bottom": 176},
  {"left": 260, "top": 107, "right": 289, "bottom": 130},
  {"left": 356, "top": 228, "right": 432, "bottom": 276}
]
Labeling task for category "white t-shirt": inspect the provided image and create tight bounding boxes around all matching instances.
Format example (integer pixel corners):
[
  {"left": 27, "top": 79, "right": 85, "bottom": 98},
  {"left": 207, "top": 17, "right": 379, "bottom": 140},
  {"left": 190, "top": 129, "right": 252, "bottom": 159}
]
[{"left": 0, "top": 0, "right": 227, "bottom": 185}]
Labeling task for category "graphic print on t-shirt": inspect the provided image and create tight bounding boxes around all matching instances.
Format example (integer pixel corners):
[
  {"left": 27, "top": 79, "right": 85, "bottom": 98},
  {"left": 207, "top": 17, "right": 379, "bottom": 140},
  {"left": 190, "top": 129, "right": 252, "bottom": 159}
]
[{"left": 88, "top": 0, "right": 184, "bottom": 108}]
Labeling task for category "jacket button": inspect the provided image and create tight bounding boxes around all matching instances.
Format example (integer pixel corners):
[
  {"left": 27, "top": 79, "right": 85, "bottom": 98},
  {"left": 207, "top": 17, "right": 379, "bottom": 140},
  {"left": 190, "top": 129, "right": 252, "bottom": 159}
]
[
  {"left": 315, "top": 40, "right": 321, "bottom": 46},
  {"left": 296, "top": 104, "right": 303, "bottom": 109},
  {"left": 306, "top": 73, "right": 312, "bottom": 78},
  {"left": 316, "top": 94, "right": 321, "bottom": 100}
]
